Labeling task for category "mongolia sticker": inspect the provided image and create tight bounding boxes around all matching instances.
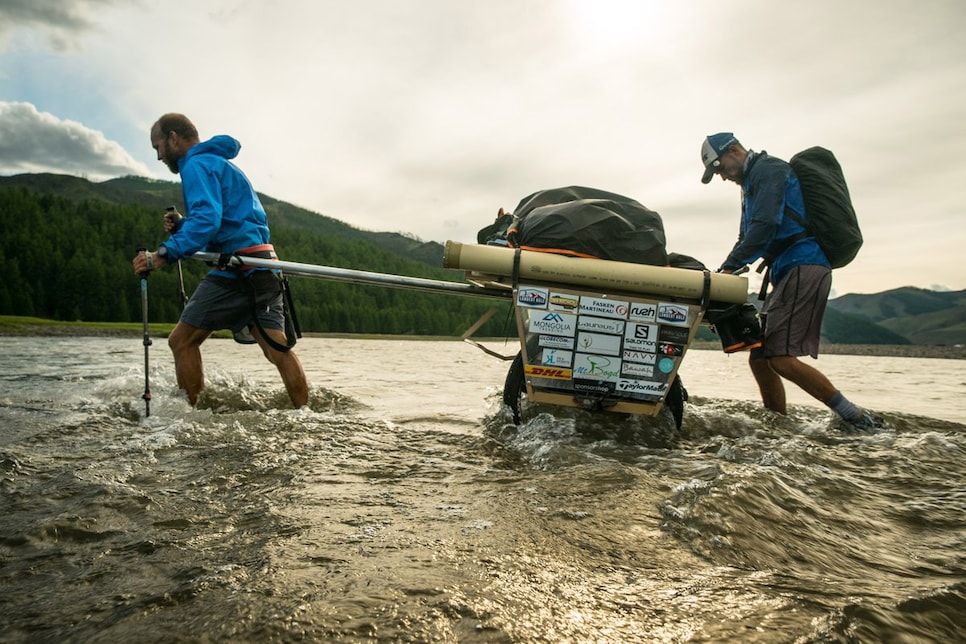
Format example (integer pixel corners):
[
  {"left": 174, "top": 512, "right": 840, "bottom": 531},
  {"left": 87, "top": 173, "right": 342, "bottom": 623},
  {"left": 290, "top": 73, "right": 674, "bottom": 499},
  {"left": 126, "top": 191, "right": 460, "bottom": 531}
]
[{"left": 528, "top": 311, "right": 578, "bottom": 337}]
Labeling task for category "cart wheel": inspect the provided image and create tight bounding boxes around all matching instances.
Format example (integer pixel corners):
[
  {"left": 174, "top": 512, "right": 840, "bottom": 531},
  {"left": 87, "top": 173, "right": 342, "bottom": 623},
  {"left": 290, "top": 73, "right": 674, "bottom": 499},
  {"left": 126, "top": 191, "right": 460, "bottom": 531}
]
[
  {"left": 665, "top": 376, "right": 688, "bottom": 430},
  {"left": 503, "top": 351, "right": 526, "bottom": 424}
]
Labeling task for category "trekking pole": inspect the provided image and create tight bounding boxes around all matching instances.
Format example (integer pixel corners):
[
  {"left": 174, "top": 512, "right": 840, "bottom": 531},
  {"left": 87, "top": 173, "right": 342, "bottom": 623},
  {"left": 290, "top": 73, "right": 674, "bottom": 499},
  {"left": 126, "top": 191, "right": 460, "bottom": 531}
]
[
  {"left": 166, "top": 206, "right": 188, "bottom": 310},
  {"left": 137, "top": 248, "right": 152, "bottom": 418}
]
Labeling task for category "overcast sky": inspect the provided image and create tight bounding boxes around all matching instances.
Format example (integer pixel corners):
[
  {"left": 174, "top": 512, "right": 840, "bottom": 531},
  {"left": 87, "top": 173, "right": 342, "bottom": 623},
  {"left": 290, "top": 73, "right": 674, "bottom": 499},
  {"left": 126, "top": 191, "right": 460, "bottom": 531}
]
[{"left": 1, "top": 0, "right": 964, "bottom": 296}]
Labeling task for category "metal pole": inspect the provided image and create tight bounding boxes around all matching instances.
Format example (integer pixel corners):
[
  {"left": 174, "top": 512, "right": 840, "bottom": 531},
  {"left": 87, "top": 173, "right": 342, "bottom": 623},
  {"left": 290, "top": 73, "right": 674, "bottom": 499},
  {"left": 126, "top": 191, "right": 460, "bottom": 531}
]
[
  {"left": 166, "top": 207, "right": 188, "bottom": 311},
  {"left": 137, "top": 248, "right": 152, "bottom": 418},
  {"left": 189, "top": 252, "right": 512, "bottom": 301}
]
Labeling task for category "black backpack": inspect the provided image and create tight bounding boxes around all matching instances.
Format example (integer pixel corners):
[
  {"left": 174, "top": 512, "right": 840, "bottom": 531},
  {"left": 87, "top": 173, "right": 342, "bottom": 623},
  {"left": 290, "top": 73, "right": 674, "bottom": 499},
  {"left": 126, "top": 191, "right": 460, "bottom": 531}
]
[{"left": 787, "top": 146, "right": 863, "bottom": 268}]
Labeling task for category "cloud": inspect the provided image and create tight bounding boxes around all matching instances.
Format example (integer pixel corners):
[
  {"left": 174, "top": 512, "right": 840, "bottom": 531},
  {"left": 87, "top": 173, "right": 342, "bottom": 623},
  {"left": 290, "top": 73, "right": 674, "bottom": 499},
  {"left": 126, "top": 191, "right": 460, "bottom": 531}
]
[
  {"left": 0, "top": 101, "right": 153, "bottom": 179},
  {"left": 0, "top": 0, "right": 120, "bottom": 50}
]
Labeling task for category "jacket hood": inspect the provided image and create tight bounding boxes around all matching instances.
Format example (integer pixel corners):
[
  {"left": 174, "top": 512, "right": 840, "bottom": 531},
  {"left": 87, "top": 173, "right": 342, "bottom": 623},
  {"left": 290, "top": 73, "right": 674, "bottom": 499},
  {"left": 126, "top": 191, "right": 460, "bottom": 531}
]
[{"left": 186, "top": 135, "right": 241, "bottom": 161}]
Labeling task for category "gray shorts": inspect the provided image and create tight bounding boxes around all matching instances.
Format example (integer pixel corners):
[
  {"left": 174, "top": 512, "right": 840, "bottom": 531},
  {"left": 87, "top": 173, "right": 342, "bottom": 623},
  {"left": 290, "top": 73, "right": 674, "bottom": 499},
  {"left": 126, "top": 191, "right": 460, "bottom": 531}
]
[
  {"left": 756, "top": 264, "right": 831, "bottom": 359},
  {"left": 180, "top": 271, "right": 284, "bottom": 335}
]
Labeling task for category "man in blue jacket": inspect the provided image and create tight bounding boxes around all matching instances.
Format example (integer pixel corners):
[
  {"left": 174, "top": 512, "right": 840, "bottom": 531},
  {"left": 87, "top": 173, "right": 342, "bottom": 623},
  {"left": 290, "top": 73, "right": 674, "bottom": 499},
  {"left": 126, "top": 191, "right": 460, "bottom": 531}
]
[
  {"left": 132, "top": 113, "right": 308, "bottom": 408},
  {"left": 701, "top": 132, "right": 880, "bottom": 431}
]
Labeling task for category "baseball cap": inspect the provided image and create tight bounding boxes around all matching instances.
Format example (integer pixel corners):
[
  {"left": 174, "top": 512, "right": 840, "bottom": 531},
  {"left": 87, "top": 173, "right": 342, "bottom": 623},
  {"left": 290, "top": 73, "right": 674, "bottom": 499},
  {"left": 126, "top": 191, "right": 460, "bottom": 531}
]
[{"left": 700, "top": 132, "right": 739, "bottom": 184}]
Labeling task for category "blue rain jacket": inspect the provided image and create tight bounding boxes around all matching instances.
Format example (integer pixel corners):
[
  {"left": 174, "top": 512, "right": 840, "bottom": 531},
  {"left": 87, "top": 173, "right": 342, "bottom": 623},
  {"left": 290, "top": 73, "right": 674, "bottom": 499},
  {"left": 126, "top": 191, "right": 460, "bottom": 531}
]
[
  {"left": 160, "top": 135, "right": 270, "bottom": 278},
  {"left": 719, "top": 151, "right": 829, "bottom": 285}
]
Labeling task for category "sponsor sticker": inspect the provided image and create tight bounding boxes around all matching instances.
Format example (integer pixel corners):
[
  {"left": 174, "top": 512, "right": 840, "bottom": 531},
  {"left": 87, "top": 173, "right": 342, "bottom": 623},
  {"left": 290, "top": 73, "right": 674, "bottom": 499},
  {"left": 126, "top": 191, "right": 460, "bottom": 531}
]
[
  {"left": 658, "top": 325, "right": 691, "bottom": 344},
  {"left": 658, "top": 343, "right": 684, "bottom": 357},
  {"left": 621, "top": 362, "right": 654, "bottom": 378},
  {"left": 577, "top": 332, "right": 623, "bottom": 356},
  {"left": 657, "top": 303, "right": 690, "bottom": 326},
  {"left": 517, "top": 287, "right": 548, "bottom": 308},
  {"left": 658, "top": 357, "right": 676, "bottom": 374},
  {"left": 579, "top": 296, "right": 629, "bottom": 319},
  {"left": 528, "top": 311, "right": 578, "bottom": 337},
  {"left": 548, "top": 292, "right": 580, "bottom": 311},
  {"left": 628, "top": 302, "right": 657, "bottom": 322},
  {"left": 624, "top": 322, "right": 657, "bottom": 341},
  {"left": 539, "top": 334, "right": 574, "bottom": 350},
  {"left": 524, "top": 365, "right": 573, "bottom": 380},
  {"left": 572, "top": 353, "right": 621, "bottom": 382},
  {"left": 541, "top": 349, "right": 573, "bottom": 368},
  {"left": 578, "top": 316, "right": 625, "bottom": 335},
  {"left": 622, "top": 350, "right": 657, "bottom": 364},
  {"left": 573, "top": 379, "right": 614, "bottom": 395},
  {"left": 623, "top": 337, "right": 657, "bottom": 352},
  {"left": 616, "top": 379, "right": 666, "bottom": 397}
]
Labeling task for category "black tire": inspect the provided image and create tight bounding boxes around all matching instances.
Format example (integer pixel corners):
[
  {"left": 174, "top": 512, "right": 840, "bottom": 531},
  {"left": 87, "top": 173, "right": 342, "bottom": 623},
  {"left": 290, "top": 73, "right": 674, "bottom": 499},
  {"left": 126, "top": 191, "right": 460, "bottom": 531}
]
[
  {"left": 503, "top": 352, "right": 526, "bottom": 424},
  {"left": 665, "top": 376, "right": 688, "bottom": 430}
]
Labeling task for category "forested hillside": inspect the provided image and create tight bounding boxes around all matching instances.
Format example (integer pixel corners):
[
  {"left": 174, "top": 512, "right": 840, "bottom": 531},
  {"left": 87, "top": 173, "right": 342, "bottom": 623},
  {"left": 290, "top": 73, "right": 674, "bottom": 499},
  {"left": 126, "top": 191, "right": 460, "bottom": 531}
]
[
  {"left": 0, "top": 182, "right": 513, "bottom": 336},
  {"left": 2, "top": 173, "right": 960, "bottom": 345}
]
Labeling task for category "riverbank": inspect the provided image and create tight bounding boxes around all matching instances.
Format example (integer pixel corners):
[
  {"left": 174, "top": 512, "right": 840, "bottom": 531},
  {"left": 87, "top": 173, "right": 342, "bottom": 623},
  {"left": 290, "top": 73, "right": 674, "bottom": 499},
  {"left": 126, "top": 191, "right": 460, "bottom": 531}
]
[{"left": 2, "top": 316, "right": 963, "bottom": 359}]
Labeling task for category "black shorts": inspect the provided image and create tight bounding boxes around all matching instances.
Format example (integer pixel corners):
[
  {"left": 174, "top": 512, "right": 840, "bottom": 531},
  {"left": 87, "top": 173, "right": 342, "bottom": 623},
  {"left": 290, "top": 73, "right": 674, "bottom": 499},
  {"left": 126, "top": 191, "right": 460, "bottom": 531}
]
[
  {"left": 180, "top": 271, "right": 284, "bottom": 334},
  {"left": 756, "top": 264, "right": 831, "bottom": 359}
]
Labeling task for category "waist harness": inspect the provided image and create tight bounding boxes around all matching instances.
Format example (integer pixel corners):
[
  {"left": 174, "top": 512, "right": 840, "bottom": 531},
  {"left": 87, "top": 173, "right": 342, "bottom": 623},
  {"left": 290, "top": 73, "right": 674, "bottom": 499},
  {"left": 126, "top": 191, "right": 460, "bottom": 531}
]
[{"left": 213, "top": 244, "right": 301, "bottom": 353}]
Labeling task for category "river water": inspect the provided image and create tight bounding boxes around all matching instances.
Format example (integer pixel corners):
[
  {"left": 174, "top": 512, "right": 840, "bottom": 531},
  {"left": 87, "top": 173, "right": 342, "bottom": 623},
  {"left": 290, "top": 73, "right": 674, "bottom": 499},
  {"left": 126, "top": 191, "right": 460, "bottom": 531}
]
[{"left": 1, "top": 336, "right": 964, "bottom": 643}]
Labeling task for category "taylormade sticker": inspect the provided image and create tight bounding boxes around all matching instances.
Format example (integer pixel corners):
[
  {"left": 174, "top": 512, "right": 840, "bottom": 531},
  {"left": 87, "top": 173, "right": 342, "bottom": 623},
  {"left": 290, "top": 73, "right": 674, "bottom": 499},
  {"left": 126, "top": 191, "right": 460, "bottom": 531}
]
[{"left": 616, "top": 379, "right": 666, "bottom": 397}]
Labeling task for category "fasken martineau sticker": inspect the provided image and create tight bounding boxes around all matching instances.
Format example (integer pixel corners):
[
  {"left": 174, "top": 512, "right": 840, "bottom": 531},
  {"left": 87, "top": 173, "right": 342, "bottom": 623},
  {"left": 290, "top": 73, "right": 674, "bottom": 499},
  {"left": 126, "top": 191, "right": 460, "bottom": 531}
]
[{"left": 578, "top": 296, "right": 629, "bottom": 319}]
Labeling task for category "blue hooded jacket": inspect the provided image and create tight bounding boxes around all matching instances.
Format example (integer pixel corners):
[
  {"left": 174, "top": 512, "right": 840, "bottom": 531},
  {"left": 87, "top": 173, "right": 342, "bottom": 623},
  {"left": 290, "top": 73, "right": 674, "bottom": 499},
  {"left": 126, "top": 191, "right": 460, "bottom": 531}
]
[
  {"left": 160, "top": 135, "right": 271, "bottom": 278},
  {"left": 719, "top": 151, "right": 829, "bottom": 285}
]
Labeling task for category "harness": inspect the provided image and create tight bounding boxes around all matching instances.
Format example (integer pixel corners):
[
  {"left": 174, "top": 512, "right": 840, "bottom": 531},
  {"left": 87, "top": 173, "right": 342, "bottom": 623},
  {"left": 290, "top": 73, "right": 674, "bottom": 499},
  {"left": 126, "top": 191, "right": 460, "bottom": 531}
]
[{"left": 215, "top": 244, "right": 301, "bottom": 353}]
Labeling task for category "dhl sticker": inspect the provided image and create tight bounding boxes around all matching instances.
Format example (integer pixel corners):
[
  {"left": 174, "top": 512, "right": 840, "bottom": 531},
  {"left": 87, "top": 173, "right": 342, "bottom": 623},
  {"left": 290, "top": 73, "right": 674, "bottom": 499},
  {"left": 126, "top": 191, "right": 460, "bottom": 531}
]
[{"left": 524, "top": 365, "right": 573, "bottom": 380}]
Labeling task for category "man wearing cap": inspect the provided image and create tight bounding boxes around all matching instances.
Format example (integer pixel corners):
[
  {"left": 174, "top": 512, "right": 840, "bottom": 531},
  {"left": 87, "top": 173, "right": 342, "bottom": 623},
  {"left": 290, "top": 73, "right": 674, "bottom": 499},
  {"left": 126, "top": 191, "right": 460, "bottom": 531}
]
[{"left": 700, "top": 132, "right": 881, "bottom": 432}]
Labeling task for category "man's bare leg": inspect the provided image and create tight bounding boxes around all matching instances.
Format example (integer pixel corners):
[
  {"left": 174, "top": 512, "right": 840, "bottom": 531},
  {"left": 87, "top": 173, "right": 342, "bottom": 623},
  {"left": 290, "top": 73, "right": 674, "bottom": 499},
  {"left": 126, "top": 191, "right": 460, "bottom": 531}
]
[
  {"left": 255, "top": 327, "right": 309, "bottom": 408},
  {"left": 167, "top": 322, "right": 212, "bottom": 405},
  {"left": 749, "top": 353, "right": 787, "bottom": 414},
  {"left": 766, "top": 355, "right": 837, "bottom": 406}
]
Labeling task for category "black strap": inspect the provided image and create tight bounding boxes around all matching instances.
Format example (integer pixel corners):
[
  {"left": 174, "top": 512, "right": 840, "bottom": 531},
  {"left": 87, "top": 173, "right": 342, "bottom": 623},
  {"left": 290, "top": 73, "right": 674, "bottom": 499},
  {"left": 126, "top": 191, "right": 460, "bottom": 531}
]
[{"left": 243, "top": 271, "right": 297, "bottom": 353}]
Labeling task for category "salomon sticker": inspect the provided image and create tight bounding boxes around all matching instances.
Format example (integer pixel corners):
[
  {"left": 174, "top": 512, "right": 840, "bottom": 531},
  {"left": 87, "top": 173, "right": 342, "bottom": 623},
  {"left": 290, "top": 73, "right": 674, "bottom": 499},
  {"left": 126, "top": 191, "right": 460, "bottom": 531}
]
[
  {"left": 658, "top": 325, "right": 691, "bottom": 344},
  {"left": 524, "top": 365, "right": 572, "bottom": 380},
  {"left": 572, "top": 353, "right": 621, "bottom": 382},
  {"left": 517, "top": 287, "right": 549, "bottom": 308},
  {"left": 528, "top": 311, "right": 577, "bottom": 337},
  {"left": 548, "top": 293, "right": 580, "bottom": 311},
  {"left": 541, "top": 349, "right": 573, "bottom": 368},
  {"left": 578, "top": 316, "right": 625, "bottom": 335},
  {"left": 539, "top": 334, "right": 574, "bottom": 350},
  {"left": 577, "top": 332, "right": 622, "bottom": 356},
  {"left": 657, "top": 303, "right": 690, "bottom": 326},
  {"left": 579, "top": 296, "right": 629, "bottom": 319},
  {"left": 628, "top": 302, "right": 657, "bottom": 322}
]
